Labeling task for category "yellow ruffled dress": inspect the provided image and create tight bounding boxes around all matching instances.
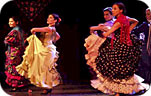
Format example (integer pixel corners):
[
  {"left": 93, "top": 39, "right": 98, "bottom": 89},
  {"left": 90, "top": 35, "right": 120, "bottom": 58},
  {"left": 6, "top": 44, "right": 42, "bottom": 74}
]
[{"left": 16, "top": 33, "right": 61, "bottom": 89}]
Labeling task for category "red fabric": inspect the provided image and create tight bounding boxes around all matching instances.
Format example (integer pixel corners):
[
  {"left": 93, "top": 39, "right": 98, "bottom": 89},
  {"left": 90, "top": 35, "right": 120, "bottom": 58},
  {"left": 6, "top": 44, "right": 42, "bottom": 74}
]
[
  {"left": 111, "top": 14, "right": 132, "bottom": 48},
  {"left": 111, "top": 34, "right": 115, "bottom": 49},
  {"left": 5, "top": 72, "right": 27, "bottom": 87},
  {"left": 4, "top": 30, "right": 21, "bottom": 46}
]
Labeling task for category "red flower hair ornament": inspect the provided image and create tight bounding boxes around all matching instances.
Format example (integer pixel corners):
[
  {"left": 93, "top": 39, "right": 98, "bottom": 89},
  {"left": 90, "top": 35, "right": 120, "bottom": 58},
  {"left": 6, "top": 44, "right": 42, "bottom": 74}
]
[{"left": 58, "top": 18, "right": 62, "bottom": 23}]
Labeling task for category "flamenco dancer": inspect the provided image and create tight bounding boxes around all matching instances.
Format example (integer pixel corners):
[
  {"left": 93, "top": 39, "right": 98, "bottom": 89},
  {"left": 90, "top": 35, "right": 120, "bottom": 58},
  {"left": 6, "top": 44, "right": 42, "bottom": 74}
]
[
  {"left": 84, "top": 2, "right": 149, "bottom": 96},
  {"left": 16, "top": 13, "right": 62, "bottom": 95}
]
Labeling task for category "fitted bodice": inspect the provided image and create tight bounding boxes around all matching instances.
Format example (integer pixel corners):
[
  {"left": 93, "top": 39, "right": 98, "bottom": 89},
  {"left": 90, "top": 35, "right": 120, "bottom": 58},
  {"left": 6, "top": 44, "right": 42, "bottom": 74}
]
[{"left": 39, "top": 27, "right": 56, "bottom": 46}]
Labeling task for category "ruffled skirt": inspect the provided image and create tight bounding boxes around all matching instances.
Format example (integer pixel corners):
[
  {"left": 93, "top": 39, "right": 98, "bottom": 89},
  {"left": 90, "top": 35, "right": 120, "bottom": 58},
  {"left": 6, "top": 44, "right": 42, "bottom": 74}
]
[
  {"left": 16, "top": 35, "right": 61, "bottom": 89},
  {"left": 5, "top": 47, "right": 29, "bottom": 88},
  {"left": 84, "top": 34, "right": 149, "bottom": 95}
]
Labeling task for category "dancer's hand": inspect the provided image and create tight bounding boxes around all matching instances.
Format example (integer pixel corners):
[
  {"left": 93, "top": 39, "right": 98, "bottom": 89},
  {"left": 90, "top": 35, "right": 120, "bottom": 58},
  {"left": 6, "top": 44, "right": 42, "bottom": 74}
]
[
  {"left": 90, "top": 27, "right": 97, "bottom": 35},
  {"left": 31, "top": 28, "right": 36, "bottom": 34}
]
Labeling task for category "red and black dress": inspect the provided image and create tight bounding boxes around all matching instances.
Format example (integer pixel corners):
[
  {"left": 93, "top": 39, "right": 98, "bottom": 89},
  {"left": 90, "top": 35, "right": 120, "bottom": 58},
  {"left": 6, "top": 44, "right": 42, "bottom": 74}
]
[
  {"left": 84, "top": 14, "right": 148, "bottom": 95},
  {"left": 4, "top": 26, "right": 29, "bottom": 88}
]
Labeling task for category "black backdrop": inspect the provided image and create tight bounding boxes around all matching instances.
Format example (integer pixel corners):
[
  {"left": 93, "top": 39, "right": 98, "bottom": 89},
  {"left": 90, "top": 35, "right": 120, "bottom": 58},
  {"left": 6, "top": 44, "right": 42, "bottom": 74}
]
[{"left": 0, "top": 0, "right": 148, "bottom": 87}]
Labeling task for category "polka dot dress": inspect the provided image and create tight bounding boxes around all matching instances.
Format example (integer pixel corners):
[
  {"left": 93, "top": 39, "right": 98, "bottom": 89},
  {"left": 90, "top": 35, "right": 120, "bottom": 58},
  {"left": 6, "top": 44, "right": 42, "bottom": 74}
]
[{"left": 95, "top": 29, "right": 142, "bottom": 80}]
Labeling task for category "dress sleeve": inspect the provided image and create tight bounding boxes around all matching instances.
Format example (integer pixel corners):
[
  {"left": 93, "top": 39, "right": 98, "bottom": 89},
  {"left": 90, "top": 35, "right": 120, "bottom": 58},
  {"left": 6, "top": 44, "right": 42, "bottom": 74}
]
[{"left": 4, "top": 30, "right": 21, "bottom": 46}]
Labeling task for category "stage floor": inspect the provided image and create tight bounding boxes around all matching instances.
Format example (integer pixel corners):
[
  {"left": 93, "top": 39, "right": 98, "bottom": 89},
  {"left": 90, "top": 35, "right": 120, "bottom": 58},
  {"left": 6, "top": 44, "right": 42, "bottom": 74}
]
[
  {"left": 2, "top": 83, "right": 150, "bottom": 96},
  {"left": 2, "top": 84, "right": 109, "bottom": 96}
]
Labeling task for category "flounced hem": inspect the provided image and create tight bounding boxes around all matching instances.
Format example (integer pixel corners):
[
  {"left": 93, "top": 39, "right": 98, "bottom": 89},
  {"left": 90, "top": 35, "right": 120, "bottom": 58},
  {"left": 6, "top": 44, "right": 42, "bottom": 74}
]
[
  {"left": 5, "top": 72, "right": 28, "bottom": 87},
  {"left": 84, "top": 34, "right": 106, "bottom": 67},
  {"left": 84, "top": 34, "right": 149, "bottom": 94},
  {"left": 16, "top": 35, "right": 61, "bottom": 89}
]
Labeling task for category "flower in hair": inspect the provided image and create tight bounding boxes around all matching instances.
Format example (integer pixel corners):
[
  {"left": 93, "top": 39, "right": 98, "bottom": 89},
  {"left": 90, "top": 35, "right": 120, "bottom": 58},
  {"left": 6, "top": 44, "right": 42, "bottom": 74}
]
[{"left": 58, "top": 18, "right": 62, "bottom": 22}]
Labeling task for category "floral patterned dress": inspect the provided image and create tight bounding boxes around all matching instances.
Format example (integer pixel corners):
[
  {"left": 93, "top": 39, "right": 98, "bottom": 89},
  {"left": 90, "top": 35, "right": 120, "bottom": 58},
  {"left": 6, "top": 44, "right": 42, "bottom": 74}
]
[{"left": 4, "top": 26, "right": 28, "bottom": 88}]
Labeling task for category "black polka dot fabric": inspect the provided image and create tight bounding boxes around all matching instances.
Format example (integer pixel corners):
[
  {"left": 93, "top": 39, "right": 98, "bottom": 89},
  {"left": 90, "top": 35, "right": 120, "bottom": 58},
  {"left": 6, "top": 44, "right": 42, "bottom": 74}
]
[{"left": 95, "top": 29, "right": 142, "bottom": 80}]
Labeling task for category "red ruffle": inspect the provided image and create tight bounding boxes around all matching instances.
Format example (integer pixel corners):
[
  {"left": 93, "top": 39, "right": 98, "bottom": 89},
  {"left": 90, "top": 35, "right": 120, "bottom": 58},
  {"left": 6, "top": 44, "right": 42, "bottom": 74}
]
[{"left": 5, "top": 71, "right": 27, "bottom": 87}]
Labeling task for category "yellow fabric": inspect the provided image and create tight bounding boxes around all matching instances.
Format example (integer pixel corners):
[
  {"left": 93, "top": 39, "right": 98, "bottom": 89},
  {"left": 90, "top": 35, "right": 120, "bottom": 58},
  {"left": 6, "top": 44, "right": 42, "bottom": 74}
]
[{"left": 16, "top": 35, "right": 61, "bottom": 89}]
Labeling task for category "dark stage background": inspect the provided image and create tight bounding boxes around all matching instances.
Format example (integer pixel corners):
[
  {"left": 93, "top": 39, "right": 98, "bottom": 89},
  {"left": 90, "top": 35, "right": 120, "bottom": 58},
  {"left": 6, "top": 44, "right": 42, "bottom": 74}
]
[{"left": 0, "top": 0, "right": 149, "bottom": 88}]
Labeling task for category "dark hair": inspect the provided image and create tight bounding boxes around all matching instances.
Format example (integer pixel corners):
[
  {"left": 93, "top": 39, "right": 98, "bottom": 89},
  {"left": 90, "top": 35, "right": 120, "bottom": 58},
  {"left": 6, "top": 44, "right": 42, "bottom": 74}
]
[
  {"left": 113, "top": 2, "right": 127, "bottom": 15},
  {"left": 103, "top": 7, "right": 112, "bottom": 15},
  {"left": 9, "top": 16, "right": 24, "bottom": 46},
  {"left": 50, "top": 13, "right": 61, "bottom": 26},
  {"left": 9, "top": 16, "right": 20, "bottom": 25}
]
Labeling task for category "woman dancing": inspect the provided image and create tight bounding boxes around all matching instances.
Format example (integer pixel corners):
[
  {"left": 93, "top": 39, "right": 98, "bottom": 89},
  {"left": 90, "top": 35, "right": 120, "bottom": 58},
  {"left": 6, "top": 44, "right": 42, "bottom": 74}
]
[
  {"left": 16, "top": 13, "right": 62, "bottom": 94},
  {"left": 4, "top": 16, "right": 29, "bottom": 92},
  {"left": 84, "top": 2, "right": 149, "bottom": 96}
]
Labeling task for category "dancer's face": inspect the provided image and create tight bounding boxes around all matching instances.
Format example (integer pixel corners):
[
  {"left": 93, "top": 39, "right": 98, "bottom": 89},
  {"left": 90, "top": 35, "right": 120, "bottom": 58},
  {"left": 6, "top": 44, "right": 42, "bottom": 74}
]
[
  {"left": 8, "top": 18, "right": 18, "bottom": 28},
  {"left": 104, "top": 11, "right": 113, "bottom": 21},
  {"left": 146, "top": 9, "right": 151, "bottom": 22},
  {"left": 112, "top": 4, "right": 123, "bottom": 17},
  {"left": 47, "top": 14, "right": 57, "bottom": 25}
]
